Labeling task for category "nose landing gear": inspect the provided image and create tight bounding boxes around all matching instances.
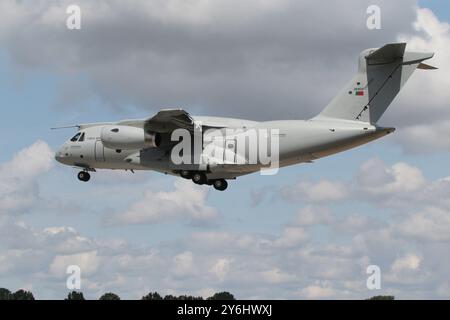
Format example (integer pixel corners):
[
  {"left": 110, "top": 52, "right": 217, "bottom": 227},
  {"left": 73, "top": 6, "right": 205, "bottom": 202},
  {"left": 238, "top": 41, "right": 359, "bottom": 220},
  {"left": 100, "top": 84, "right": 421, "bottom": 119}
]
[
  {"left": 180, "top": 170, "right": 194, "bottom": 180},
  {"left": 77, "top": 171, "right": 91, "bottom": 182}
]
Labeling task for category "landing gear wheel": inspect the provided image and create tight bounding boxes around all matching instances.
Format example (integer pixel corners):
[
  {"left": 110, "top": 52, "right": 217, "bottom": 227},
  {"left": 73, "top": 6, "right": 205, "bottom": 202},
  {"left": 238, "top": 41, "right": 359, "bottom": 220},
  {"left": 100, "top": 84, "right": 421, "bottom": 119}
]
[
  {"left": 213, "top": 179, "right": 228, "bottom": 191},
  {"left": 78, "top": 171, "right": 91, "bottom": 182},
  {"left": 192, "top": 172, "right": 207, "bottom": 185},
  {"left": 180, "top": 170, "right": 193, "bottom": 179}
]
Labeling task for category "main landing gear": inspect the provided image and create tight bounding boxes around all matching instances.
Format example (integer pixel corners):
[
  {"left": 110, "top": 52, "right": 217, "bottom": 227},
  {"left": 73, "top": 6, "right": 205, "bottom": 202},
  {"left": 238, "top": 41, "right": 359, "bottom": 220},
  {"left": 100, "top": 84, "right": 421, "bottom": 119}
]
[
  {"left": 192, "top": 172, "right": 207, "bottom": 185},
  {"left": 212, "top": 178, "right": 228, "bottom": 191},
  {"left": 180, "top": 171, "right": 228, "bottom": 191},
  {"left": 77, "top": 171, "right": 91, "bottom": 182}
]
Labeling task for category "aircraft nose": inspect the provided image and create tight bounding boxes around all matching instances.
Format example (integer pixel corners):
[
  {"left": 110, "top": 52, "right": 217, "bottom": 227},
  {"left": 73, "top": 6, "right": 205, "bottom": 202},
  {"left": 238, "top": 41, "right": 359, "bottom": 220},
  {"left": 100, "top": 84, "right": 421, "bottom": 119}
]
[
  {"left": 55, "top": 147, "right": 68, "bottom": 164},
  {"left": 54, "top": 151, "right": 63, "bottom": 163}
]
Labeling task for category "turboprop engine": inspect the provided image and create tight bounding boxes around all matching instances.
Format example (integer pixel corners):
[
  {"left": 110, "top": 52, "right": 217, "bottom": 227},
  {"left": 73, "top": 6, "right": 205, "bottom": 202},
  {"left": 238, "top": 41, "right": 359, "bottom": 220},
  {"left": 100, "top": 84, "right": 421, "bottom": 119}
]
[{"left": 100, "top": 125, "right": 161, "bottom": 150}]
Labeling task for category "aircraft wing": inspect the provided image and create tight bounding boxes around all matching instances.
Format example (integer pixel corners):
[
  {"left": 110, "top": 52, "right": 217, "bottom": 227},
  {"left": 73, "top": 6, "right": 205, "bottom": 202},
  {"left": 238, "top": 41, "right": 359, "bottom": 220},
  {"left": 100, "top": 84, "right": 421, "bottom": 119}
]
[{"left": 144, "top": 108, "right": 195, "bottom": 133}]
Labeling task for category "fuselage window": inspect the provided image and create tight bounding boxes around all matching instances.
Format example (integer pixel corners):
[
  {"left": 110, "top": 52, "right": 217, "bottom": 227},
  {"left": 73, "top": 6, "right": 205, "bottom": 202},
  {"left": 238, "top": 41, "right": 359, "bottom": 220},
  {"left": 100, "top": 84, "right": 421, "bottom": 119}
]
[
  {"left": 78, "top": 132, "right": 85, "bottom": 142},
  {"left": 70, "top": 132, "right": 81, "bottom": 142},
  {"left": 111, "top": 128, "right": 119, "bottom": 133}
]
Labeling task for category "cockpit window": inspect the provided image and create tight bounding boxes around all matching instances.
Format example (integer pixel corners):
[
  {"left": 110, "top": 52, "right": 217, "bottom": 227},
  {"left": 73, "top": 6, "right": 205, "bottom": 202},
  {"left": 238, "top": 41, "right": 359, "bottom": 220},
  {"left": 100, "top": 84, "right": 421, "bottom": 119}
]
[
  {"left": 70, "top": 132, "right": 81, "bottom": 142},
  {"left": 78, "top": 132, "right": 85, "bottom": 142}
]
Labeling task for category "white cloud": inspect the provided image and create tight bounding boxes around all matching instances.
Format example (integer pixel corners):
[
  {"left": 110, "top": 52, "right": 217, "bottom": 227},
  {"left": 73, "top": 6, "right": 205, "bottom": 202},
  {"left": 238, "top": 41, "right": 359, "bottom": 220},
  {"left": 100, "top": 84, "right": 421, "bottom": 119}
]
[
  {"left": 294, "top": 206, "right": 335, "bottom": 226},
  {"left": 397, "top": 207, "right": 450, "bottom": 242},
  {"left": 173, "top": 251, "right": 195, "bottom": 277},
  {"left": 260, "top": 268, "right": 295, "bottom": 284},
  {"left": 93, "top": 169, "right": 151, "bottom": 184},
  {"left": 300, "top": 284, "right": 335, "bottom": 299},
  {"left": 333, "top": 214, "right": 378, "bottom": 234},
  {"left": 356, "top": 158, "right": 425, "bottom": 196},
  {"left": 104, "top": 180, "right": 218, "bottom": 225},
  {"left": 42, "top": 226, "right": 93, "bottom": 254},
  {"left": 282, "top": 180, "right": 348, "bottom": 203},
  {"left": 0, "top": 0, "right": 417, "bottom": 121},
  {"left": 0, "top": 140, "right": 53, "bottom": 214},
  {"left": 139, "top": 0, "right": 290, "bottom": 26},
  {"left": 273, "top": 226, "right": 308, "bottom": 247},
  {"left": 0, "top": 207, "right": 449, "bottom": 299},
  {"left": 352, "top": 159, "right": 450, "bottom": 213},
  {"left": 279, "top": 158, "right": 428, "bottom": 208},
  {"left": 385, "top": 253, "right": 427, "bottom": 285},
  {"left": 49, "top": 250, "right": 100, "bottom": 277},
  {"left": 395, "top": 121, "right": 450, "bottom": 153},
  {"left": 392, "top": 8, "right": 450, "bottom": 152},
  {"left": 391, "top": 253, "right": 422, "bottom": 273},
  {"left": 209, "top": 258, "right": 231, "bottom": 282}
]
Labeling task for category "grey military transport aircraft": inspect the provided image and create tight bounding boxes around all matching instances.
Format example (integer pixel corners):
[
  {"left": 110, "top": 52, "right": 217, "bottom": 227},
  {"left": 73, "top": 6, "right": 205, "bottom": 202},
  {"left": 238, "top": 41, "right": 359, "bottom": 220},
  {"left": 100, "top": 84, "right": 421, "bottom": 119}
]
[{"left": 55, "top": 43, "right": 435, "bottom": 191}]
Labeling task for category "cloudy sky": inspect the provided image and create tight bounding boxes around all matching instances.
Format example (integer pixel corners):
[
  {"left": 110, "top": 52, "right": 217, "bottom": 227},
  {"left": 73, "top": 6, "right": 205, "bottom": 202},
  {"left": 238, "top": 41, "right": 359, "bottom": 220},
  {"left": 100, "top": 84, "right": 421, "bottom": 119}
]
[{"left": 1, "top": 0, "right": 450, "bottom": 299}]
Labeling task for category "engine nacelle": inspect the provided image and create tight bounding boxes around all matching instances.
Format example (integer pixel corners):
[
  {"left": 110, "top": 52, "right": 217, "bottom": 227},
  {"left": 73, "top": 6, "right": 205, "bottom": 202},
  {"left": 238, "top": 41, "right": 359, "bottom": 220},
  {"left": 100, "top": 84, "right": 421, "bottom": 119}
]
[{"left": 100, "top": 125, "right": 161, "bottom": 150}]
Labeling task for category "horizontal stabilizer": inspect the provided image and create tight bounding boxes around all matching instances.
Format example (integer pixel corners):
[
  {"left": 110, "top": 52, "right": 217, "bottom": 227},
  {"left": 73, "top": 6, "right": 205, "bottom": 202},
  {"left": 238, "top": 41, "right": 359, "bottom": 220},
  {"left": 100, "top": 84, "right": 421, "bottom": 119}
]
[
  {"left": 366, "top": 43, "right": 406, "bottom": 65},
  {"left": 418, "top": 62, "right": 438, "bottom": 70}
]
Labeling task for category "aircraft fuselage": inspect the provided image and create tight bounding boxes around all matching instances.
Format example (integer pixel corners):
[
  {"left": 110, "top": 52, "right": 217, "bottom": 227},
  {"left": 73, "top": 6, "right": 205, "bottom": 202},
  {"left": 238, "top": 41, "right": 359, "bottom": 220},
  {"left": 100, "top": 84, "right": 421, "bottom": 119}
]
[{"left": 55, "top": 116, "right": 394, "bottom": 181}]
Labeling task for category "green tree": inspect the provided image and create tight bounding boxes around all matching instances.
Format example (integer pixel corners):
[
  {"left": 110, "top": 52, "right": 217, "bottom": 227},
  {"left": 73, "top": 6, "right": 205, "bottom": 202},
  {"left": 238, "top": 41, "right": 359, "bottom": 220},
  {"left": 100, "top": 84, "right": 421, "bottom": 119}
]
[
  {"left": 207, "top": 292, "right": 235, "bottom": 300},
  {"left": 0, "top": 288, "right": 12, "bottom": 300},
  {"left": 65, "top": 291, "right": 85, "bottom": 300},
  {"left": 99, "top": 292, "right": 120, "bottom": 300},
  {"left": 168, "top": 295, "right": 203, "bottom": 300},
  {"left": 367, "top": 295, "right": 395, "bottom": 300},
  {"left": 141, "top": 292, "right": 163, "bottom": 300},
  {"left": 11, "top": 289, "right": 35, "bottom": 300}
]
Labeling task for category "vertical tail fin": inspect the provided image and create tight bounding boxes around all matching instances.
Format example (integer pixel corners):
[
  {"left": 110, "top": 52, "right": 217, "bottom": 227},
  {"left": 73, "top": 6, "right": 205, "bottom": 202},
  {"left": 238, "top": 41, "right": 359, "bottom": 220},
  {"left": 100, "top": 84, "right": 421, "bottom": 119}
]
[{"left": 315, "top": 43, "right": 435, "bottom": 124}]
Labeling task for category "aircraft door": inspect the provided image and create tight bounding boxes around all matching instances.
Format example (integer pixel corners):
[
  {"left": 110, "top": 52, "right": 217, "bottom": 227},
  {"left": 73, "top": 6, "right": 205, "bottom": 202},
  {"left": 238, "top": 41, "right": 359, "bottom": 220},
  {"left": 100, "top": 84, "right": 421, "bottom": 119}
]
[
  {"left": 95, "top": 140, "right": 105, "bottom": 162},
  {"left": 224, "top": 138, "right": 236, "bottom": 164}
]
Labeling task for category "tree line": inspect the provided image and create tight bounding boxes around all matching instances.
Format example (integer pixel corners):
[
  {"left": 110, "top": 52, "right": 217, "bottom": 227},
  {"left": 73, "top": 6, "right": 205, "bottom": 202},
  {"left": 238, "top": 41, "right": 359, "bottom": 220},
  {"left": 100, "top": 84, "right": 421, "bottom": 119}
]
[
  {"left": 0, "top": 288, "right": 394, "bottom": 300},
  {"left": 0, "top": 288, "right": 235, "bottom": 300}
]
